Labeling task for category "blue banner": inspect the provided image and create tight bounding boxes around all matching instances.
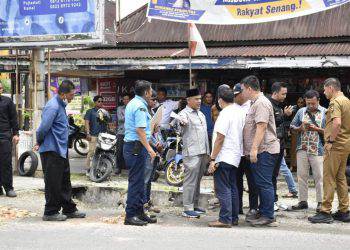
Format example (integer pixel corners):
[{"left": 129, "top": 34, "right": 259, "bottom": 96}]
[
  {"left": 323, "top": 0, "right": 349, "bottom": 7},
  {"left": 147, "top": 0, "right": 350, "bottom": 24},
  {"left": 19, "top": 0, "right": 87, "bottom": 15},
  {"left": 148, "top": 0, "right": 205, "bottom": 22},
  {"left": 0, "top": 0, "right": 95, "bottom": 37},
  {"left": 215, "top": 0, "right": 281, "bottom": 5}
]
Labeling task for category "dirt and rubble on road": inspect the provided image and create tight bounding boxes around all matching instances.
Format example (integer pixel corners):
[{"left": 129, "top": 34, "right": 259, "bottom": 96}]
[{"left": 1, "top": 175, "right": 350, "bottom": 237}]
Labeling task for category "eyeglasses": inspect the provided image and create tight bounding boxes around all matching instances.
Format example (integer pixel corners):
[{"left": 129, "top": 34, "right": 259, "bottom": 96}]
[{"left": 97, "top": 100, "right": 103, "bottom": 103}]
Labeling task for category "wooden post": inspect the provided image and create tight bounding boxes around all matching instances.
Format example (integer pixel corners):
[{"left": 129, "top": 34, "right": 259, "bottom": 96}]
[
  {"left": 47, "top": 48, "right": 51, "bottom": 99},
  {"left": 118, "top": 0, "right": 122, "bottom": 34},
  {"left": 188, "top": 23, "right": 193, "bottom": 89},
  {"left": 14, "top": 49, "right": 19, "bottom": 173}
]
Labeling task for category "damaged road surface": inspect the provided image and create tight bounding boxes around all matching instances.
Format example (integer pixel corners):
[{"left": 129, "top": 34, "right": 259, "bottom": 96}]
[{"left": 1, "top": 177, "right": 350, "bottom": 250}]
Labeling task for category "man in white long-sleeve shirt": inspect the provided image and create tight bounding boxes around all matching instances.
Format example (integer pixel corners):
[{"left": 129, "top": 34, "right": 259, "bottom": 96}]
[{"left": 157, "top": 87, "right": 178, "bottom": 129}]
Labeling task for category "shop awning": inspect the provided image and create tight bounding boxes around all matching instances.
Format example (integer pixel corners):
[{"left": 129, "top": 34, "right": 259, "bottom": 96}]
[{"left": 49, "top": 43, "right": 350, "bottom": 60}]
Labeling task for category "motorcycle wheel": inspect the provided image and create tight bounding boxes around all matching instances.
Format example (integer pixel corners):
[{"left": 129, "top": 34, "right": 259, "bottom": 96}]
[
  {"left": 73, "top": 137, "right": 89, "bottom": 156},
  {"left": 18, "top": 151, "right": 38, "bottom": 177},
  {"left": 89, "top": 155, "right": 113, "bottom": 183},
  {"left": 165, "top": 160, "right": 185, "bottom": 187}
]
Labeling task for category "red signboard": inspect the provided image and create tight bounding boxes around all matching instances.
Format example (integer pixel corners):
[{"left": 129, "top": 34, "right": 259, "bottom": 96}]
[
  {"left": 97, "top": 78, "right": 117, "bottom": 109},
  {"left": 97, "top": 78, "right": 135, "bottom": 110}
]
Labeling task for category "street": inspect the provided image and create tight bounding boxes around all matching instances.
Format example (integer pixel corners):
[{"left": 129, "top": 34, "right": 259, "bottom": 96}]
[
  {"left": 1, "top": 155, "right": 350, "bottom": 250},
  {"left": 1, "top": 0, "right": 350, "bottom": 249},
  {"left": 68, "top": 150, "right": 88, "bottom": 174},
  {"left": 1, "top": 219, "right": 350, "bottom": 250}
]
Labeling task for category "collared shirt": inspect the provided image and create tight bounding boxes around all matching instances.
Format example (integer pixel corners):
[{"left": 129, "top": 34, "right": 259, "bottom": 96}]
[
  {"left": 290, "top": 106, "right": 326, "bottom": 156},
  {"left": 214, "top": 104, "right": 245, "bottom": 167},
  {"left": 233, "top": 101, "right": 251, "bottom": 157},
  {"left": 124, "top": 95, "right": 151, "bottom": 142},
  {"left": 200, "top": 103, "right": 214, "bottom": 137},
  {"left": 324, "top": 93, "right": 350, "bottom": 151},
  {"left": 0, "top": 95, "right": 19, "bottom": 140},
  {"left": 240, "top": 101, "right": 251, "bottom": 116},
  {"left": 84, "top": 107, "right": 107, "bottom": 136},
  {"left": 37, "top": 95, "right": 69, "bottom": 159},
  {"left": 159, "top": 99, "right": 178, "bottom": 128},
  {"left": 243, "top": 93, "right": 280, "bottom": 156},
  {"left": 179, "top": 106, "right": 210, "bottom": 157},
  {"left": 116, "top": 105, "right": 126, "bottom": 135}
]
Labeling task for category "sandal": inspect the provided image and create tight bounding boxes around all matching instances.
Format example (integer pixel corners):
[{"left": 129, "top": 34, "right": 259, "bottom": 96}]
[{"left": 282, "top": 192, "right": 298, "bottom": 198}]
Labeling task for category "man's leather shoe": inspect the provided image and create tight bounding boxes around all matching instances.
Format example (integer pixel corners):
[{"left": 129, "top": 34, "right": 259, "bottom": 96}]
[
  {"left": 245, "top": 209, "right": 259, "bottom": 222},
  {"left": 63, "top": 211, "right": 86, "bottom": 219},
  {"left": 144, "top": 202, "right": 161, "bottom": 214},
  {"left": 208, "top": 220, "right": 232, "bottom": 228},
  {"left": 139, "top": 212, "right": 157, "bottom": 224},
  {"left": 289, "top": 201, "right": 308, "bottom": 211},
  {"left": 232, "top": 219, "right": 239, "bottom": 226},
  {"left": 250, "top": 216, "right": 275, "bottom": 227},
  {"left": 6, "top": 190, "right": 17, "bottom": 198},
  {"left": 308, "top": 212, "right": 333, "bottom": 224},
  {"left": 42, "top": 213, "right": 67, "bottom": 221},
  {"left": 332, "top": 211, "right": 350, "bottom": 222},
  {"left": 124, "top": 216, "right": 148, "bottom": 226}
]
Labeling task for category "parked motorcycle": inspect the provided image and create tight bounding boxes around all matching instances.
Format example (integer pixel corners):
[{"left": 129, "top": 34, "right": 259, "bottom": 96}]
[
  {"left": 68, "top": 116, "right": 89, "bottom": 156},
  {"left": 89, "top": 131, "right": 118, "bottom": 183},
  {"left": 154, "top": 120, "right": 185, "bottom": 187},
  {"left": 89, "top": 109, "right": 119, "bottom": 183}
]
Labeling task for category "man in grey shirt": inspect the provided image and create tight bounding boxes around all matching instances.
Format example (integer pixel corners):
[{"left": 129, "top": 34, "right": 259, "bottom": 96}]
[
  {"left": 242, "top": 75, "right": 280, "bottom": 226},
  {"left": 178, "top": 88, "right": 210, "bottom": 218},
  {"left": 116, "top": 93, "right": 131, "bottom": 172}
]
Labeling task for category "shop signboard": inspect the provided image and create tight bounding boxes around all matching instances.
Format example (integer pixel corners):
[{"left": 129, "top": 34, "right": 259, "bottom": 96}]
[{"left": 97, "top": 78, "right": 135, "bottom": 110}]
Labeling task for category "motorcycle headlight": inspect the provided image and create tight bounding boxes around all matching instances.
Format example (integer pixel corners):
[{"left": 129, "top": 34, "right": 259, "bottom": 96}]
[{"left": 102, "top": 138, "right": 113, "bottom": 145}]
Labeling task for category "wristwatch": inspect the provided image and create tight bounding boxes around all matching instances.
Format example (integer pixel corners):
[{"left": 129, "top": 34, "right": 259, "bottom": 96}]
[
  {"left": 210, "top": 158, "right": 215, "bottom": 162},
  {"left": 327, "top": 140, "right": 334, "bottom": 144}
]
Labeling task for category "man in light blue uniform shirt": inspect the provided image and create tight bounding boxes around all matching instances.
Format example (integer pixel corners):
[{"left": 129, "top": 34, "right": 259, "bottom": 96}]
[
  {"left": 123, "top": 80, "right": 157, "bottom": 226},
  {"left": 35, "top": 80, "right": 85, "bottom": 222}
]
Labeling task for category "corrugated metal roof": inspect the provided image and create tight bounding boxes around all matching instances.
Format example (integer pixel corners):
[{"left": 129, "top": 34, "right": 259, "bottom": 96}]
[
  {"left": 49, "top": 43, "right": 350, "bottom": 60},
  {"left": 116, "top": 4, "right": 350, "bottom": 44}
]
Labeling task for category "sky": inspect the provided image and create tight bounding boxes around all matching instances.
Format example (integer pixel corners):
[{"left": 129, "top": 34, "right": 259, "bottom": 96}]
[{"left": 115, "top": 0, "right": 148, "bottom": 18}]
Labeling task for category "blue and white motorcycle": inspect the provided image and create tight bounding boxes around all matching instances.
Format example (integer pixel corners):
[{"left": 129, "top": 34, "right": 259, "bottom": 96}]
[{"left": 155, "top": 120, "right": 184, "bottom": 187}]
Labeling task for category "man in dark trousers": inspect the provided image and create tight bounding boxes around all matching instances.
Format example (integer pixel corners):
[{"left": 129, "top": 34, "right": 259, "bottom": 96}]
[
  {"left": 0, "top": 82, "right": 19, "bottom": 197},
  {"left": 232, "top": 83, "right": 259, "bottom": 218},
  {"left": 35, "top": 80, "right": 85, "bottom": 221},
  {"left": 268, "top": 82, "right": 294, "bottom": 211},
  {"left": 123, "top": 80, "right": 157, "bottom": 226}
]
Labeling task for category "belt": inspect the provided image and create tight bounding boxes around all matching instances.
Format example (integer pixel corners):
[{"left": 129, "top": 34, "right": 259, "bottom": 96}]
[{"left": 124, "top": 140, "right": 139, "bottom": 144}]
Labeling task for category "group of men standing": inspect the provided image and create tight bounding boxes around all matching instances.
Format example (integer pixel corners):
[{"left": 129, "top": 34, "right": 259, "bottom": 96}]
[
  {"left": 1, "top": 76, "right": 350, "bottom": 226},
  {"left": 122, "top": 75, "right": 350, "bottom": 227}
]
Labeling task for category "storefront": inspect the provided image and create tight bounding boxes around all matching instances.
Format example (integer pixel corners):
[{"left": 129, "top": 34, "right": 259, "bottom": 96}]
[{"left": 1, "top": 3, "right": 350, "bottom": 168}]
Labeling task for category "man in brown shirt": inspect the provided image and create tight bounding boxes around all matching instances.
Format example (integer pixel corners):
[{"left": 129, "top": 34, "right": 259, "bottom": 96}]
[
  {"left": 241, "top": 75, "right": 280, "bottom": 226},
  {"left": 309, "top": 78, "right": 350, "bottom": 224}
]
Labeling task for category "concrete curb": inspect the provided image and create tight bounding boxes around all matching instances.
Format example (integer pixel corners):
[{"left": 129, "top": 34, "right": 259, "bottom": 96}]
[{"left": 74, "top": 185, "right": 215, "bottom": 209}]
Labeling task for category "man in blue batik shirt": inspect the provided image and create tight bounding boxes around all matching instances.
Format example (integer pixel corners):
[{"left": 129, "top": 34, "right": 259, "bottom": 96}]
[
  {"left": 289, "top": 90, "right": 326, "bottom": 213},
  {"left": 123, "top": 80, "right": 157, "bottom": 226},
  {"left": 35, "top": 80, "right": 85, "bottom": 222}
]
